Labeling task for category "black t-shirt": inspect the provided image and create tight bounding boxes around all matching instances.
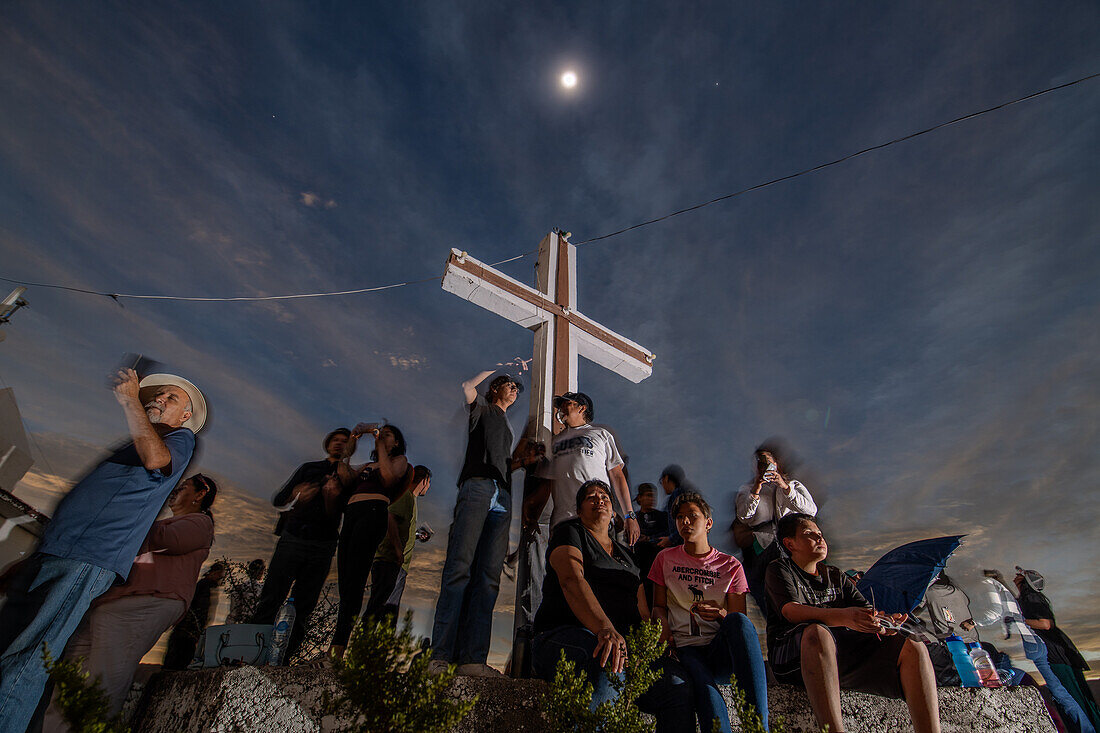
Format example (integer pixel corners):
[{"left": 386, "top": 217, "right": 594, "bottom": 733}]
[
  {"left": 764, "top": 557, "right": 871, "bottom": 650},
  {"left": 457, "top": 395, "right": 515, "bottom": 490},
  {"left": 272, "top": 459, "right": 345, "bottom": 541},
  {"left": 534, "top": 519, "right": 643, "bottom": 634},
  {"left": 1018, "top": 590, "right": 1089, "bottom": 670},
  {"left": 638, "top": 509, "right": 668, "bottom": 542}
]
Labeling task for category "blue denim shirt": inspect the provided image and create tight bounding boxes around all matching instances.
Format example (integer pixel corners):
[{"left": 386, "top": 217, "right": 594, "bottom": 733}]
[{"left": 39, "top": 428, "right": 196, "bottom": 580}]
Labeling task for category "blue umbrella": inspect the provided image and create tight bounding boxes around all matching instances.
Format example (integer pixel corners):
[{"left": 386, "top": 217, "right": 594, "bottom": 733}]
[{"left": 856, "top": 536, "right": 965, "bottom": 615}]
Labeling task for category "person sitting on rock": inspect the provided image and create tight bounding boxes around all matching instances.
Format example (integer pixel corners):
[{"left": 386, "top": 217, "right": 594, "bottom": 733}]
[
  {"left": 649, "top": 491, "right": 769, "bottom": 732},
  {"left": 764, "top": 513, "right": 941, "bottom": 733}
]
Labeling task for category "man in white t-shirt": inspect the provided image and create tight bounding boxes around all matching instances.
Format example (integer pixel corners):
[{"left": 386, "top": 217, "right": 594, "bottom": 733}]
[{"left": 532, "top": 392, "right": 639, "bottom": 544}]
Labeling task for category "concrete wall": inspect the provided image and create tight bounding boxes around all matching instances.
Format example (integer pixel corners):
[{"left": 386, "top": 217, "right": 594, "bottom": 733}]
[{"left": 131, "top": 667, "right": 1056, "bottom": 733}]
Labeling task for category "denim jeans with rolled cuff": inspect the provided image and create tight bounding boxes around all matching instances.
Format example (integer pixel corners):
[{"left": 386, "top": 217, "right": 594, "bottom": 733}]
[{"left": 430, "top": 477, "right": 511, "bottom": 665}]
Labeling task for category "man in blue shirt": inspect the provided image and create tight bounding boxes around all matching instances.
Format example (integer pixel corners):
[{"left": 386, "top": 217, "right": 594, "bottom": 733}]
[{"left": 0, "top": 368, "right": 205, "bottom": 732}]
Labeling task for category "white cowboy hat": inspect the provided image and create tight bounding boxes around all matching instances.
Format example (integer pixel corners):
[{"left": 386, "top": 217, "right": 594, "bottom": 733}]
[{"left": 138, "top": 373, "right": 207, "bottom": 433}]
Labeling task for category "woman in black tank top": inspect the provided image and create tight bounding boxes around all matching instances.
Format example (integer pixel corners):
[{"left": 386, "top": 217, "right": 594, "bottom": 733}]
[{"left": 330, "top": 424, "right": 411, "bottom": 658}]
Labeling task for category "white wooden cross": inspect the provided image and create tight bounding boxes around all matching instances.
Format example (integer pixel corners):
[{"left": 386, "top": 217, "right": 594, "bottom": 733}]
[
  {"left": 441, "top": 230, "right": 654, "bottom": 675},
  {"left": 441, "top": 230, "right": 654, "bottom": 445}
]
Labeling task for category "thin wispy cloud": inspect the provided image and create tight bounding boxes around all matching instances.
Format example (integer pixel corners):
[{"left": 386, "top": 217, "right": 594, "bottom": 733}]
[{"left": 299, "top": 191, "right": 337, "bottom": 209}]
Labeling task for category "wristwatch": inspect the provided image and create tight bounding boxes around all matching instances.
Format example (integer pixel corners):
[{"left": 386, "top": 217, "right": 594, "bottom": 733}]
[{"left": 624, "top": 511, "right": 637, "bottom": 520}]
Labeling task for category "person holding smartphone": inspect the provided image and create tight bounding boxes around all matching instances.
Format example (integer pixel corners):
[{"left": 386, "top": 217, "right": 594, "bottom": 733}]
[
  {"left": 734, "top": 442, "right": 817, "bottom": 612},
  {"left": 252, "top": 427, "right": 355, "bottom": 663},
  {"left": 765, "top": 514, "right": 940, "bottom": 733},
  {"left": 0, "top": 368, "right": 204, "bottom": 732}
]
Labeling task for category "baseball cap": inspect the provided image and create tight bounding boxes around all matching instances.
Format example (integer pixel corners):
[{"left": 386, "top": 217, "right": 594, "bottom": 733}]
[
  {"left": 553, "top": 392, "right": 594, "bottom": 419},
  {"left": 488, "top": 374, "right": 524, "bottom": 394}
]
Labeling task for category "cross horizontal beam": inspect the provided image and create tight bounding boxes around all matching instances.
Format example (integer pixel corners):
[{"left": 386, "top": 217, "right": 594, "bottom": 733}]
[{"left": 443, "top": 250, "right": 653, "bottom": 382}]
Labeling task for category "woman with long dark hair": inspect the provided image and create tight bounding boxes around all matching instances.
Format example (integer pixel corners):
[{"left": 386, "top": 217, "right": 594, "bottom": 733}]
[
  {"left": 733, "top": 441, "right": 817, "bottom": 613},
  {"left": 330, "top": 423, "right": 411, "bottom": 659},
  {"left": 43, "top": 474, "right": 218, "bottom": 729}
]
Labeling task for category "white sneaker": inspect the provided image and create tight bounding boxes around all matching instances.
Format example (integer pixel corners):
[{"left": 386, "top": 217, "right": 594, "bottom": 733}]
[
  {"left": 455, "top": 663, "right": 505, "bottom": 678},
  {"left": 427, "top": 659, "right": 451, "bottom": 675}
]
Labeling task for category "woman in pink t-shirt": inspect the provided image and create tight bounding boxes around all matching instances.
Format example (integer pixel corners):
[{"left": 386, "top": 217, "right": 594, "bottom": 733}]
[
  {"left": 43, "top": 474, "right": 217, "bottom": 730},
  {"left": 649, "top": 492, "right": 769, "bottom": 732}
]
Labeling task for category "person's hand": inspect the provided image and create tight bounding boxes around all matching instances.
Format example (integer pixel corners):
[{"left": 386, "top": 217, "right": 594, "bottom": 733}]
[
  {"left": 594, "top": 627, "right": 629, "bottom": 674},
  {"left": 838, "top": 607, "right": 883, "bottom": 634},
  {"left": 321, "top": 476, "right": 342, "bottom": 500},
  {"left": 655, "top": 536, "right": 672, "bottom": 549},
  {"left": 111, "top": 368, "right": 141, "bottom": 406},
  {"left": 762, "top": 470, "right": 789, "bottom": 491},
  {"left": 352, "top": 422, "right": 380, "bottom": 438},
  {"left": 878, "top": 612, "right": 907, "bottom": 636},
  {"left": 525, "top": 442, "right": 546, "bottom": 465},
  {"left": 691, "top": 600, "right": 727, "bottom": 622},
  {"left": 293, "top": 481, "right": 320, "bottom": 504},
  {"left": 623, "top": 516, "right": 640, "bottom": 545}
]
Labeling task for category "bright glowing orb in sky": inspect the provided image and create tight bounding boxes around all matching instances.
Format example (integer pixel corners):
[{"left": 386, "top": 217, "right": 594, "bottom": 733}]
[{"left": 560, "top": 71, "right": 578, "bottom": 89}]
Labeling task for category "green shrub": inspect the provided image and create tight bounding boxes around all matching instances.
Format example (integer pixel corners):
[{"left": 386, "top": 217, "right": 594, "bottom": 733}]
[
  {"left": 42, "top": 645, "right": 127, "bottom": 733},
  {"left": 540, "top": 621, "right": 809, "bottom": 733},
  {"left": 325, "top": 613, "right": 475, "bottom": 732},
  {"left": 542, "top": 621, "right": 666, "bottom": 733}
]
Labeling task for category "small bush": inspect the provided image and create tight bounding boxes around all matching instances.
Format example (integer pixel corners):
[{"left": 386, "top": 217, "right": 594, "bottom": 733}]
[
  {"left": 324, "top": 613, "right": 475, "bottom": 732},
  {"left": 42, "top": 645, "right": 127, "bottom": 733},
  {"left": 542, "top": 621, "right": 666, "bottom": 733}
]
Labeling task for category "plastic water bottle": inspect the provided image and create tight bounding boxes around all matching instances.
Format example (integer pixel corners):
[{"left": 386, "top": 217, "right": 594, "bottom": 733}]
[
  {"left": 968, "top": 642, "right": 1003, "bottom": 688},
  {"left": 269, "top": 597, "right": 296, "bottom": 666},
  {"left": 945, "top": 635, "right": 982, "bottom": 687}
]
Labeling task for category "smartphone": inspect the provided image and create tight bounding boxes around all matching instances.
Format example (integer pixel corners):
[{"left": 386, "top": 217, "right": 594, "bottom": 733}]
[{"left": 107, "top": 353, "right": 161, "bottom": 388}]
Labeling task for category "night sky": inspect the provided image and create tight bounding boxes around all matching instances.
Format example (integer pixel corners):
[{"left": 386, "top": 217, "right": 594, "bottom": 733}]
[{"left": 2, "top": 2, "right": 1098, "bottom": 670}]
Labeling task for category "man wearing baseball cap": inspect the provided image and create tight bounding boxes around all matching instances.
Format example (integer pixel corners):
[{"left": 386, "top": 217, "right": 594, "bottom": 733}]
[
  {"left": 0, "top": 367, "right": 204, "bottom": 730},
  {"left": 539, "top": 392, "right": 639, "bottom": 544}
]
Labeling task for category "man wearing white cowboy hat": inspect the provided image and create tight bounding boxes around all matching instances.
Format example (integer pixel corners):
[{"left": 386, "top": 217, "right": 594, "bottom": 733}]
[{"left": 0, "top": 367, "right": 205, "bottom": 732}]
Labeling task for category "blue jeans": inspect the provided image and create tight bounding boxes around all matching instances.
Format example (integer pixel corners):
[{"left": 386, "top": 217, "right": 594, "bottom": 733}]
[
  {"left": 0, "top": 554, "right": 116, "bottom": 733},
  {"left": 532, "top": 626, "right": 696, "bottom": 733},
  {"left": 431, "top": 477, "right": 511, "bottom": 665},
  {"left": 1024, "top": 636, "right": 1096, "bottom": 733},
  {"left": 677, "top": 613, "right": 769, "bottom": 732}
]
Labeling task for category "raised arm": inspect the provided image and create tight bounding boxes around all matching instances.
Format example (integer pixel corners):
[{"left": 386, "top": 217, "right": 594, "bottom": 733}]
[
  {"left": 462, "top": 370, "right": 496, "bottom": 404},
  {"left": 112, "top": 369, "right": 174, "bottom": 471},
  {"left": 735, "top": 485, "right": 764, "bottom": 522}
]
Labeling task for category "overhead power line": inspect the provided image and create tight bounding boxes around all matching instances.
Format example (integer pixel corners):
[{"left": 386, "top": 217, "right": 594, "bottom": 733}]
[
  {"left": 2, "top": 71, "right": 1096, "bottom": 304},
  {"left": 572, "top": 71, "right": 1100, "bottom": 246}
]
